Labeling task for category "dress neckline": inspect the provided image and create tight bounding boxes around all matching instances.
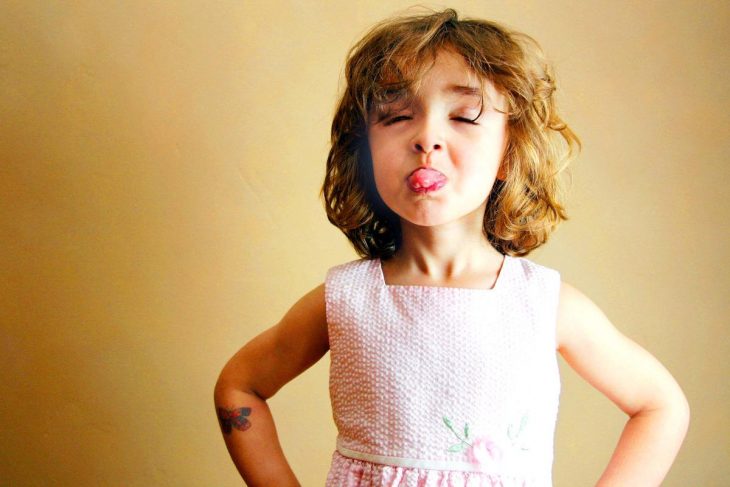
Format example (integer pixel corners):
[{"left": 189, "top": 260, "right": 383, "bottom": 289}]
[{"left": 374, "top": 254, "right": 511, "bottom": 292}]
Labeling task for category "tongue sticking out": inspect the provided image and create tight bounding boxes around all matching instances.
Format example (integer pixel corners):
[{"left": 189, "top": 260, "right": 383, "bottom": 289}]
[{"left": 407, "top": 168, "right": 447, "bottom": 193}]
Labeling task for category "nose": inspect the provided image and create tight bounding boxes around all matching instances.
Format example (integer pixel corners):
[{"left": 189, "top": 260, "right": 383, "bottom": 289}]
[
  {"left": 411, "top": 118, "right": 443, "bottom": 156},
  {"left": 414, "top": 140, "right": 442, "bottom": 154}
]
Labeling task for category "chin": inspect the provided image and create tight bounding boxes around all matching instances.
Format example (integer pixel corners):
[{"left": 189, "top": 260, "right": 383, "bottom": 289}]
[
  {"left": 401, "top": 210, "right": 460, "bottom": 228},
  {"left": 412, "top": 205, "right": 488, "bottom": 228}
]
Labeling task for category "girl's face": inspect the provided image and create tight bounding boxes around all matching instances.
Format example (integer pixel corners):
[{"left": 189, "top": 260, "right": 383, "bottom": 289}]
[{"left": 367, "top": 49, "right": 508, "bottom": 229}]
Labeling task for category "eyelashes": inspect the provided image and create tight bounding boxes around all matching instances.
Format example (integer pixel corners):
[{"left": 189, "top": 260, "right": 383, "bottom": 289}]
[
  {"left": 453, "top": 116, "right": 479, "bottom": 125},
  {"left": 382, "top": 115, "right": 479, "bottom": 126},
  {"left": 382, "top": 115, "right": 409, "bottom": 125}
]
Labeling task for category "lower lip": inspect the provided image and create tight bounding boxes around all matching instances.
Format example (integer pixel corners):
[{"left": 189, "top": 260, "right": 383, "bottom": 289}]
[
  {"left": 406, "top": 167, "right": 449, "bottom": 194},
  {"left": 409, "top": 180, "right": 447, "bottom": 193}
]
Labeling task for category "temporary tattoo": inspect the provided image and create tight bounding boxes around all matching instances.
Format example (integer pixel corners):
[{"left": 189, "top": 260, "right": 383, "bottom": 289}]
[{"left": 217, "top": 406, "right": 252, "bottom": 434}]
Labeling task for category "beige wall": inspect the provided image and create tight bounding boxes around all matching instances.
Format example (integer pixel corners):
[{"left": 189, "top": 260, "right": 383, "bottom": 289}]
[{"left": 1, "top": 1, "right": 727, "bottom": 485}]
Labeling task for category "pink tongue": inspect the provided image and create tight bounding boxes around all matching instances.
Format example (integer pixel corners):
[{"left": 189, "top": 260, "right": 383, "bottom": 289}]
[{"left": 407, "top": 168, "right": 446, "bottom": 191}]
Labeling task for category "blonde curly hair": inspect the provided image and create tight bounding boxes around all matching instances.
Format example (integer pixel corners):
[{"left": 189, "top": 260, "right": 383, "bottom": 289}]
[{"left": 321, "top": 7, "right": 580, "bottom": 258}]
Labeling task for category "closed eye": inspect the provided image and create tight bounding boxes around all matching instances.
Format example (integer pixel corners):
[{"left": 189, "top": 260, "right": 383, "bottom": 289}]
[
  {"left": 383, "top": 115, "right": 411, "bottom": 126},
  {"left": 453, "top": 116, "right": 479, "bottom": 125},
  {"left": 382, "top": 115, "right": 479, "bottom": 126}
]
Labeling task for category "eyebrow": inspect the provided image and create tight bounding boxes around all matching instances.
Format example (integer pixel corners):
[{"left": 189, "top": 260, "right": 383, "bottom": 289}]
[
  {"left": 377, "top": 84, "right": 482, "bottom": 107},
  {"left": 445, "top": 84, "right": 482, "bottom": 98},
  {"left": 371, "top": 84, "right": 484, "bottom": 122}
]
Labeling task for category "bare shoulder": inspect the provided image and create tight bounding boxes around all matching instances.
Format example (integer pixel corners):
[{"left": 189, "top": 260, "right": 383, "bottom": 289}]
[
  {"left": 555, "top": 280, "right": 603, "bottom": 351},
  {"left": 268, "top": 282, "right": 329, "bottom": 370},
  {"left": 276, "top": 282, "right": 329, "bottom": 351},
  {"left": 556, "top": 280, "right": 689, "bottom": 417}
]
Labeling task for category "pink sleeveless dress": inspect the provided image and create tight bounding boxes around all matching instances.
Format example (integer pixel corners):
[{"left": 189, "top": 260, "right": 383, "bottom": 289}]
[{"left": 324, "top": 255, "right": 562, "bottom": 487}]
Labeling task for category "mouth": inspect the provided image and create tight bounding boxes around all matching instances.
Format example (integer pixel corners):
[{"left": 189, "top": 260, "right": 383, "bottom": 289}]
[{"left": 406, "top": 167, "right": 448, "bottom": 193}]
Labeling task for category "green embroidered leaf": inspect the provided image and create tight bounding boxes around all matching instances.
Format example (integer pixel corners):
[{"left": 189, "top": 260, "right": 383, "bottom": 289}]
[
  {"left": 464, "top": 423, "right": 469, "bottom": 439},
  {"left": 519, "top": 415, "right": 528, "bottom": 434},
  {"left": 443, "top": 416, "right": 453, "bottom": 429},
  {"left": 447, "top": 443, "right": 465, "bottom": 453}
]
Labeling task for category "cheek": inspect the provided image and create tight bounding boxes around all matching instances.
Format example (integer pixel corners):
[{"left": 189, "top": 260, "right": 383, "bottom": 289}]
[
  {"left": 371, "top": 158, "right": 399, "bottom": 201},
  {"left": 368, "top": 138, "right": 398, "bottom": 183},
  {"left": 454, "top": 140, "right": 505, "bottom": 190}
]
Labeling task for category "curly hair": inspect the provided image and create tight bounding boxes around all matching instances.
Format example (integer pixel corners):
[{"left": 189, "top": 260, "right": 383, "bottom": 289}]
[{"left": 321, "top": 7, "right": 580, "bottom": 259}]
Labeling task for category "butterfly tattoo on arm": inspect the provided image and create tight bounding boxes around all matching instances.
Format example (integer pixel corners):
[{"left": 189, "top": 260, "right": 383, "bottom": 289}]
[{"left": 217, "top": 406, "right": 252, "bottom": 435}]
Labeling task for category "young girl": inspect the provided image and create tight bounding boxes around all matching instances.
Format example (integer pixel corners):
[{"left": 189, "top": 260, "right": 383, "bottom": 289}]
[{"left": 214, "top": 8, "right": 689, "bottom": 486}]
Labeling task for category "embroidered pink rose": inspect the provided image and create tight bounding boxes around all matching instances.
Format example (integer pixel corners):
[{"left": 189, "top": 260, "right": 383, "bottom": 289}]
[
  {"left": 466, "top": 437, "right": 503, "bottom": 467},
  {"left": 442, "top": 414, "right": 531, "bottom": 470}
]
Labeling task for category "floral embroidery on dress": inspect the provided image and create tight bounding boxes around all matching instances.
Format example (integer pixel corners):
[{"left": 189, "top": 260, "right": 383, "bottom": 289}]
[
  {"left": 466, "top": 436, "right": 503, "bottom": 466},
  {"left": 442, "top": 416, "right": 503, "bottom": 467},
  {"left": 442, "top": 416, "right": 472, "bottom": 453},
  {"left": 507, "top": 413, "right": 530, "bottom": 451},
  {"left": 442, "top": 413, "right": 531, "bottom": 469}
]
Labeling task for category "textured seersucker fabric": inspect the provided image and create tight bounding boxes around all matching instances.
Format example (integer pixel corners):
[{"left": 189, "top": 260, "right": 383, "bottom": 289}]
[{"left": 324, "top": 255, "right": 562, "bottom": 486}]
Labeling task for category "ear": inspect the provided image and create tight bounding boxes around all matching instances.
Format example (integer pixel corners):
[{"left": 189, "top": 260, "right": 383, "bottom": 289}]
[
  {"left": 496, "top": 130, "right": 510, "bottom": 181},
  {"left": 496, "top": 162, "right": 507, "bottom": 181}
]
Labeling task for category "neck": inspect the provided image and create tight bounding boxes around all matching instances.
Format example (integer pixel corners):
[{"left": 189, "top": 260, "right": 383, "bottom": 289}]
[{"left": 391, "top": 213, "right": 503, "bottom": 282}]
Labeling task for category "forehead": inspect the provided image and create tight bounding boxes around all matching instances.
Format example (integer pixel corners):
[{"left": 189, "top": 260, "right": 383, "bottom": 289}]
[{"left": 374, "top": 49, "right": 495, "bottom": 106}]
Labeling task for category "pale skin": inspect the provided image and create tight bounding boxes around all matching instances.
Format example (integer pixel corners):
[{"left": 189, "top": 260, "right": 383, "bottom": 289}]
[{"left": 214, "top": 50, "right": 689, "bottom": 486}]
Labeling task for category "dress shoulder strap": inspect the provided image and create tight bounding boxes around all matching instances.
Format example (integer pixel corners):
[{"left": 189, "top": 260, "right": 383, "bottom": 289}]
[
  {"left": 324, "top": 258, "right": 378, "bottom": 328},
  {"left": 509, "top": 256, "right": 562, "bottom": 348},
  {"left": 510, "top": 257, "right": 561, "bottom": 289}
]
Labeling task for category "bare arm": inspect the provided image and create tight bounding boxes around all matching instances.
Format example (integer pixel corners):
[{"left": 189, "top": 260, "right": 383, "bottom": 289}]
[
  {"left": 214, "top": 283, "right": 329, "bottom": 486},
  {"left": 557, "top": 282, "right": 690, "bottom": 486}
]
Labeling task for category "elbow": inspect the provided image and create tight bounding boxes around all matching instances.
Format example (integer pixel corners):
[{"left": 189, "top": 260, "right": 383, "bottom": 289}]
[
  {"left": 635, "top": 383, "right": 691, "bottom": 437},
  {"left": 213, "top": 373, "right": 232, "bottom": 404},
  {"left": 213, "top": 369, "right": 261, "bottom": 404},
  {"left": 669, "top": 379, "right": 691, "bottom": 431},
  {"left": 676, "top": 391, "right": 691, "bottom": 435},
  {"left": 669, "top": 393, "right": 691, "bottom": 451},
  {"left": 213, "top": 368, "right": 243, "bottom": 403},
  {"left": 658, "top": 385, "right": 691, "bottom": 440}
]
